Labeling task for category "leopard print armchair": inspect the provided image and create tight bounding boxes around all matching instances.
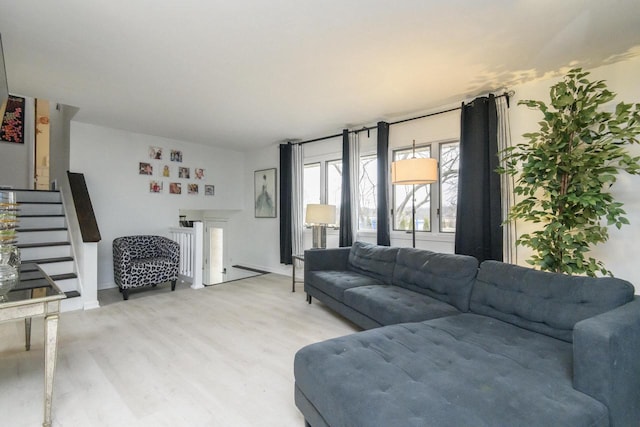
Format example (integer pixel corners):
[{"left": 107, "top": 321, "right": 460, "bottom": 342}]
[{"left": 113, "top": 235, "right": 180, "bottom": 300}]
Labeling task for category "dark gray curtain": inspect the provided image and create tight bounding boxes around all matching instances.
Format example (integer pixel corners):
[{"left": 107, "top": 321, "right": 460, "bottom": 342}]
[
  {"left": 339, "top": 129, "right": 353, "bottom": 247},
  {"left": 454, "top": 95, "right": 503, "bottom": 262},
  {"left": 279, "top": 144, "right": 293, "bottom": 264},
  {"left": 377, "top": 122, "right": 391, "bottom": 246}
]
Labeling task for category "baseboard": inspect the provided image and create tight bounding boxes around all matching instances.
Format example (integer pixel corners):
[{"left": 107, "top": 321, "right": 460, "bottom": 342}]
[
  {"left": 83, "top": 300, "right": 100, "bottom": 310},
  {"left": 233, "top": 262, "right": 291, "bottom": 277}
]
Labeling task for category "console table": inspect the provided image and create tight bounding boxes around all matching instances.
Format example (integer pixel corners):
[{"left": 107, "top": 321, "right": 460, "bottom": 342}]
[{"left": 0, "top": 263, "right": 66, "bottom": 427}]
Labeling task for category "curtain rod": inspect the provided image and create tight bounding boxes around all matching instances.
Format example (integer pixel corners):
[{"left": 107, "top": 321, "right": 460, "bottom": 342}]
[{"left": 291, "top": 91, "right": 513, "bottom": 146}]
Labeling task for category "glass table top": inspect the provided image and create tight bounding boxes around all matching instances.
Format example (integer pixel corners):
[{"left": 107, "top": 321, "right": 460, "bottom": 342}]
[{"left": 0, "top": 263, "right": 65, "bottom": 305}]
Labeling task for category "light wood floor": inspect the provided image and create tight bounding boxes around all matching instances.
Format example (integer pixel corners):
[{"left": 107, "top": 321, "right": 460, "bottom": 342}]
[{"left": 0, "top": 274, "right": 359, "bottom": 427}]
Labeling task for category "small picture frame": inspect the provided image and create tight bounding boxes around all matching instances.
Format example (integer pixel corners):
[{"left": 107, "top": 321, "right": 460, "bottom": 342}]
[
  {"left": 254, "top": 168, "right": 277, "bottom": 218},
  {"left": 139, "top": 162, "right": 153, "bottom": 175},
  {"left": 179, "top": 167, "right": 190, "bottom": 179},
  {"left": 170, "top": 150, "right": 183, "bottom": 162},
  {"left": 149, "top": 180, "right": 163, "bottom": 193},
  {"left": 188, "top": 183, "right": 199, "bottom": 195},
  {"left": 194, "top": 168, "right": 205, "bottom": 180},
  {"left": 204, "top": 185, "right": 215, "bottom": 196},
  {"left": 149, "top": 146, "right": 163, "bottom": 160},
  {"left": 162, "top": 165, "right": 171, "bottom": 177},
  {"left": 169, "top": 182, "right": 182, "bottom": 194}
]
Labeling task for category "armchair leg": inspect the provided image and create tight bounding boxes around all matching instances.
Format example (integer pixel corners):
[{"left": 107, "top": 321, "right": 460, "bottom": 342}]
[
  {"left": 171, "top": 280, "right": 176, "bottom": 291},
  {"left": 122, "top": 289, "right": 129, "bottom": 300}
]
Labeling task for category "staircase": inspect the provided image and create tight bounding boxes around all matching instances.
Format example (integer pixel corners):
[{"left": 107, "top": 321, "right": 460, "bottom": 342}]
[{"left": 14, "top": 189, "right": 83, "bottom": 311}]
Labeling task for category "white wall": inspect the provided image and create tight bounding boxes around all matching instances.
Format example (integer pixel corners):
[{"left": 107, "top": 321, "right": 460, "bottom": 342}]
[
  {"left": 509, "top": 56, "right": 640, "bottom": 290},
  {"left": 70, "top": 122, "right": 245, "bottom": 288},
  {"left": 231, "top": 144, "right": 288, "bottom": 275}
]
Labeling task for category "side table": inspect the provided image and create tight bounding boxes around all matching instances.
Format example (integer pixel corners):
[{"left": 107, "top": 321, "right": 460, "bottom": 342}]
[{"left": 292, "top": 254, "right": 304, "bottom": 293}]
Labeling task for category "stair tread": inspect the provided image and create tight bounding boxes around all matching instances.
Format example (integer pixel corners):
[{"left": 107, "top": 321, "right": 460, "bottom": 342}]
[
  {"left": 64, "top": 291, "right": 80, "bottom": 298},
  {"left": 50, "top": 273, "right": 77, "bottom": 281},
  {"left": 17, "top": 201, "right": 62, "bottom": 205},
  {"left": 23, "top": 256, "right": 74, "bottom": 264},
  {"left": 16, "top": 227, "right": 68, "bottom": 232},
  {"left": 17, "top": 241, "right": 70, "bottom": 248},
  {"left": 17, "top": 214, "right": 65, "bottom": 218}
]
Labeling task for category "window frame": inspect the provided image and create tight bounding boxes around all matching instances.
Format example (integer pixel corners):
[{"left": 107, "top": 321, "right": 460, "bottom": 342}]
[{"left": 390, "top": 138, "right": 459, "bottom": 236}]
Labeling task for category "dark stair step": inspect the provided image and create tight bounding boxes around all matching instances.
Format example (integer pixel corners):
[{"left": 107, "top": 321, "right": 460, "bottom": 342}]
[
  {"left": 50, "top": 273, "right": 77, "bottom": 281},
  {"left": 17, "top": 214, "right": 65, "bottom": 218},
  {"left": 16, "top": 227, "right": 68, "bottom": 232},
  {"left": 64, "top": 291, "right": 81, "bottom": 298},
  {"left": 17, "top": 241, "right": 70, "bottom": 249},
  {"left": 16, "top": 201, "right": 62, "bottom": 205},
  {"left": 25, "top": 256, "right": 74, "bottom": 264}
]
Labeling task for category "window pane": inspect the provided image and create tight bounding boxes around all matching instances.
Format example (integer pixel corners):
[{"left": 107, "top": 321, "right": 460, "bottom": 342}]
[
  {"left": 358, "top": 154, "right": 377, "bottom": 230},
  {"left": 304, "top": 163, "right": 320, "bottom": 222},
  {"left": 326, "top": 159, "right": 342, "bottom": 224},
  {"left": 440, "top": 142, "right": 459, "bottom": 232},
  {"left": 392, "top": 146, "right": 431, "bottom": 232}
]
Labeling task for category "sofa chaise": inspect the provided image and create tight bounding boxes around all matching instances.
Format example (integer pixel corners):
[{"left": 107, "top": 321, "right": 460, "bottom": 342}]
[{"left": 295, "top": 242, "right": 640, "bottom": 427}]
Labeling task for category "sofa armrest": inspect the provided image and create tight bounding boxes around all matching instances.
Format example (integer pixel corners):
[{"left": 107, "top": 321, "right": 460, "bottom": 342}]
[
  {"left": 304, "top": 247, "right": 350, "bottom": 273},
  {"left": 573, "top": 296, "right": 640, "bottom": 427}
]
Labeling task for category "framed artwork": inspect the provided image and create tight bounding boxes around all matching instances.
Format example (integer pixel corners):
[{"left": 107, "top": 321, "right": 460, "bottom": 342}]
[
  {"left": 194, "top": 168, "right": 205, "bottom": 179},
  {"left": 204, "top": 185, "right": 215, "bottom": 196},
  {"left": 149, "top": 146, "right": 163, "bottom": 160},
  {"left": 169, "top": 182, "right": 182, "bottom": 194},
  {"left": 170, "top": 150, "right": 183, "bottom": 162},
  {"left": 149, "top": 180, "right": 163, "bottom": 193},
  {"left": 0, "top": 95, "right": 25, "bottom": 144},
  {"left": 188, "top": 183, "right": 198, "bottom": 195},
  {"left": 162, "top": 165, "right": 171, "bottom": 177},
  {"left": 254, "top": 168, "right": 277, "bottom": 218},
  {"left": 179, "top": 167, "right": 190, "bottom": 179},
  {"left": 139, "top": 162, "right": 153, "bottom": 175}
]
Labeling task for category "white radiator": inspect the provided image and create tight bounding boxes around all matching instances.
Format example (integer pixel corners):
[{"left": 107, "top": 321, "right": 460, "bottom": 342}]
[{"left": 169, "top": 222, "right": 204, "bottom": 289}]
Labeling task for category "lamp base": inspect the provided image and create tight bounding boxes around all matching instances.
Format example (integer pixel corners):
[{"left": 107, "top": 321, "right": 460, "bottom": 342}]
[{"left": 311, "top": 225, "right": 326, "bottom": 249}]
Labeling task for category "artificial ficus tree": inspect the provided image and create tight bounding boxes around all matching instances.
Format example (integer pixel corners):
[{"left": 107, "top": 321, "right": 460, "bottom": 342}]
[{"left": 500, "top": 68, "right": 640, "bottom": 277}]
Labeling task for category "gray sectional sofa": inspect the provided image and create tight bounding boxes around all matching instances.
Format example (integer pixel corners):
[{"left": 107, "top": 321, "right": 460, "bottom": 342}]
[{"left": 295, "top": 242, "right": 640, "bottom": 427}]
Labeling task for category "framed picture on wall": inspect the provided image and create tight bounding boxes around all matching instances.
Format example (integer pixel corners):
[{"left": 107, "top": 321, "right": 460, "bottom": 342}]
[
  {"left": 205, "top": 185, "right": 215, "bottom": 196},
  {"left": 254, "top": 168, "right": 277, "bottom": 218}
]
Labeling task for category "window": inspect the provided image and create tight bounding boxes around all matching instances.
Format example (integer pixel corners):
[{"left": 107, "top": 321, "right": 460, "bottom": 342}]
[
  {"left": 326, "top": 159, "right": 342, "bottom": 224},
  {"left": 393, "top": 145, "right": 432, "bottom": 232},
  {"left": 358, "top": 154, "right": 377, "bottom": 230},
  {"left": 391, "top": 141, "right": 459, "bottom": 234},
  {"left": 439, "top": 141, "right": 459, "bottom": 232},
  {"left": 303, "top": 163, "right": 320, "bottom": 221},
  {"left": 303, "top": 159, "right": 341, "bottom": 226}
]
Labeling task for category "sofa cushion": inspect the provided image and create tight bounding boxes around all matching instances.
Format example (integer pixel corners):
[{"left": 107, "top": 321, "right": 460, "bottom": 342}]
[
  {"left": 392, "top": 248, "right": 478, "bottom": 312},
  {"left": 471, "top": 260, "right": 635, "bottom": 342},
  {"left": 294, "top": 313, "right": 608, "bottom": 427},
  {"left": 343, "top": 285, "right": 460, "bottom": 326},
  {"left": 347, "top": 241, "right": 398, "bottom": 285},
  {"left": 306, "top": 270, "right": 385, "bottom": 302}
]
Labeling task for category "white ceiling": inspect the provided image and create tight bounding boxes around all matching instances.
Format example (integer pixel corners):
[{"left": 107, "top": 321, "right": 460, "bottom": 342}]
[{"left": 2, "top": 0, "right": 640, "bottom": 151}]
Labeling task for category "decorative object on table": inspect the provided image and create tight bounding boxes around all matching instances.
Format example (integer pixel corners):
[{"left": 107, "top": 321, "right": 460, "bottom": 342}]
[
  {"left": 255, "top": 168, "right": 277, "bottom": 218},
  {"left": 391, "top": 140, "right": 438, "bottom": 247},
  {"left": 499, "top": 68, "right": 640, "bottom": 277},
  {"left": 305, "top": 204, "right": 336, "bottom": 249},
  {"left": 0, "top": 95, "right": 25, "bottom": 144},
  {"left": 0, "top": 190, "right": 20, "bottom": 300}
]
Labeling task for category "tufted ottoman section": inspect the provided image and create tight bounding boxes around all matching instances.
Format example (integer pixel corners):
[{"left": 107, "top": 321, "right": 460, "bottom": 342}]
[{"left": 294, "top": 313, "right": 608, "bottom": 427}]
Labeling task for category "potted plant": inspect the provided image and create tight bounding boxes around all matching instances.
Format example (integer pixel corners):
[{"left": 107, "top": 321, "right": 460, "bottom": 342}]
[{"left": 500, "top": 68, "right": 640, "bottom": 276}]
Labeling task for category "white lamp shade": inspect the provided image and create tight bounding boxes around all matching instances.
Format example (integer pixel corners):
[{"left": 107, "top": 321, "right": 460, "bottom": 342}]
[
  {"left": 305, "top": 204, "right": 336, "bottom": 225},
  {"left": 391, "top": 157, "right": 438, "bottom": 185}
]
